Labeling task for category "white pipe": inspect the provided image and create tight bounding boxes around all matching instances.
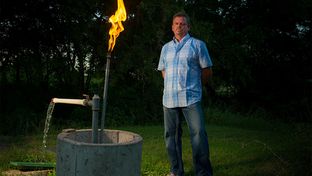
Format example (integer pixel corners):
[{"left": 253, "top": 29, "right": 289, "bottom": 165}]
[{"left": 52, "top": 98, "right": 85, "bottom": 106}]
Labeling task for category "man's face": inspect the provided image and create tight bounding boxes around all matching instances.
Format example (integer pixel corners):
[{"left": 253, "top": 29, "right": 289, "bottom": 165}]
[{"left": 172, "top": 16, "right": 189, "bottom": 39}]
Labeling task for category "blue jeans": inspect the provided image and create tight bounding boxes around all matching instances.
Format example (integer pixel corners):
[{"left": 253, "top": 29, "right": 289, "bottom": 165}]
[{"left": 163, "top": 102, "right": 213, "bottom": 176}]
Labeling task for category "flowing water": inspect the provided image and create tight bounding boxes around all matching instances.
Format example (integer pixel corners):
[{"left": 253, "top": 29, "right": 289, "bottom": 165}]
[{"left": 43, "top": 101, "right": 55, "bottom": 149}]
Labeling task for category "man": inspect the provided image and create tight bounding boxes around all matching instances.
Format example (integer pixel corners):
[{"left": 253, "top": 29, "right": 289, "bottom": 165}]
[{"left": 157, "top": 11, "right": 213, "bottom": 176}]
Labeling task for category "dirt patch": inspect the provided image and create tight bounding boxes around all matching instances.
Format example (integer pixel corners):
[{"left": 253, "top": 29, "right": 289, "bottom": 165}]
[{"left": 1, "top": 170, "right": 52, "bottom": 176}]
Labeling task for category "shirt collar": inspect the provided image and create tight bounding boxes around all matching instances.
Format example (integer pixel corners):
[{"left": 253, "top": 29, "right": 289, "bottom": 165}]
[{"left": 173, "top": 33, "right": 190, "bottom": 44}]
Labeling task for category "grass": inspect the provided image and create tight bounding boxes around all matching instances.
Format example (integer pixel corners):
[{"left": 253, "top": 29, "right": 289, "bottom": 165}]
[{"left": 0, "top": 107, "right": 311, "bottom": 176}]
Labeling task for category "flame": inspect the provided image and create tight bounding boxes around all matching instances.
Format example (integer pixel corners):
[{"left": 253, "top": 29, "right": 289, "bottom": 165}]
[{"left": 108, "top": 0, "right": 127, "bottom": 52}]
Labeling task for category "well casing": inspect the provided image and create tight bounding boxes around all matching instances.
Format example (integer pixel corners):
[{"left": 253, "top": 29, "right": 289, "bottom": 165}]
[{"left": 56, "top": 129, "right": 143, "bottom": 176}]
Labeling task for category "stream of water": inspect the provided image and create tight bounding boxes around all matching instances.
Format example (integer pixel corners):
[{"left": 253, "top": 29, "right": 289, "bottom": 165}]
[{"left": 42, "top": 101, "right": 55, "bottom": 149}]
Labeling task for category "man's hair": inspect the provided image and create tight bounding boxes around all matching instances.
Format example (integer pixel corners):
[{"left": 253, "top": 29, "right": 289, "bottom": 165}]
[{"left": 173, "top": 11, "right": 190, "bottom": 25}]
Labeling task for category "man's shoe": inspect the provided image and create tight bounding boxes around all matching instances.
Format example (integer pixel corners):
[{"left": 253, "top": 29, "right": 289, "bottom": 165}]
[{"left": 167, "top": 173, "right": 176, "bottom": 176}]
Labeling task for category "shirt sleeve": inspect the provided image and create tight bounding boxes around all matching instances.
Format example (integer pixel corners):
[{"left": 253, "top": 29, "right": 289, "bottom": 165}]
[
  {"left": 198, "top": 41, "right": 213, "bottom": 68},
  {"left": 157, "top": 46, "right": 166, "bottom": 71}
]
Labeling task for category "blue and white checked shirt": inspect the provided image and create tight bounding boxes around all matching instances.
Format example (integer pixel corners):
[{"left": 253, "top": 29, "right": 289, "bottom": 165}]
[{"left": 158, "top": 34, "right": 213, "bottom": 108}]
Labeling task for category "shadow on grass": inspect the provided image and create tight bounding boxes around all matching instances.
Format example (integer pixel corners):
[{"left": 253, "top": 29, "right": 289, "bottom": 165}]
[
  {"left": 213, "top": 156, "right": 289, "bottom": 176},
  {"left": 184, "top": 169, "right": 194, "bottom": 176}
]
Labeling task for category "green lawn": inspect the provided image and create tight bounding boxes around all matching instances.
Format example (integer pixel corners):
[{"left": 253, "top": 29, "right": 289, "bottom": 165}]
[
  {"left": 123, "top": 123, "right": 311, "bottom": 176},
  {"left": 0, "top": 112, "right": 311, "bottom": 176}
]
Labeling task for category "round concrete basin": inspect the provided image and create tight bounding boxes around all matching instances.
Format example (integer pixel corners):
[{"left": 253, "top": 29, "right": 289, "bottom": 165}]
[{"left": 56, "top": 129, "right": 143, "bottom": 176}]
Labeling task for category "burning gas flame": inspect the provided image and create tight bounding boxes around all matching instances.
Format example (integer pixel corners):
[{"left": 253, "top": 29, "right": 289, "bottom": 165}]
[{"left": 108, "top": 0, "right": 127, "bottom": 52}]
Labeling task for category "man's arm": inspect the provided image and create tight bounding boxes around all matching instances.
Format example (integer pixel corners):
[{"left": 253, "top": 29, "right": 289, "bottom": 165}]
[
  {"left": 202, "top": 67, "right": 215, "bottom": 96},
  {"left": 161, "top": 70, "right": 165, "bottom": 79},
  {"left": 201, "top": 67, "right": 212, "bottom": 86}
]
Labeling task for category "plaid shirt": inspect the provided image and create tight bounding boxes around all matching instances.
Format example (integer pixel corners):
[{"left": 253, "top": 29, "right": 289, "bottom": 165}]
[{"left": 158, "top": 34, "right": 213, "bottom": 108}]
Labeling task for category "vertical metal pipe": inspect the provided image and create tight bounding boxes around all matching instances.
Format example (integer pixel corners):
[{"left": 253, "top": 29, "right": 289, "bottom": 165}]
[
  {"left": 100, "top": 52, "right": 111, "bottom": 143},
  {"left": 92, "top": 94, "right": 100, "bottom": 143}
]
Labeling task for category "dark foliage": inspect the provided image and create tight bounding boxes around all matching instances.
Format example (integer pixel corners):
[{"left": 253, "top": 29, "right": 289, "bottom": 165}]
[{"left": 1, "top": 0, "right": 311, "bottom": 135}]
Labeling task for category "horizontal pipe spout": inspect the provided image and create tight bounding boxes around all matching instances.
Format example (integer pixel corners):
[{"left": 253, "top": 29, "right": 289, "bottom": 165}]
[{"left": 52, "top": 98, "right": 89, "bottom": 106}]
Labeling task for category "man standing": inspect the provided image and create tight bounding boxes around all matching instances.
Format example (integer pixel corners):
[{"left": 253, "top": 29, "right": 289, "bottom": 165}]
[{"left": 157, "top": 11, "right": 213, "bottom": 176}]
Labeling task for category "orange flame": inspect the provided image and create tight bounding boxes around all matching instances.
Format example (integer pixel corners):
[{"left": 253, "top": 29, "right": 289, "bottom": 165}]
[{"left": 108, "top": 0, "right": 127, "bottom": 52}]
